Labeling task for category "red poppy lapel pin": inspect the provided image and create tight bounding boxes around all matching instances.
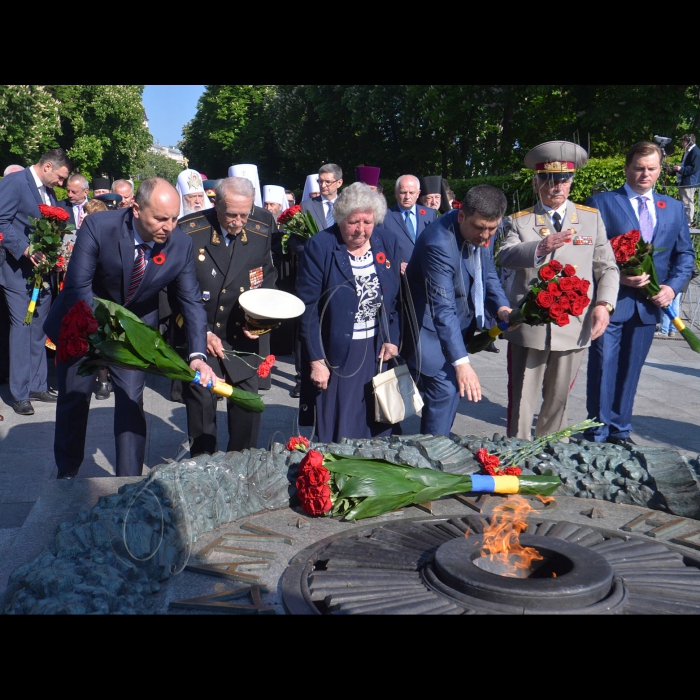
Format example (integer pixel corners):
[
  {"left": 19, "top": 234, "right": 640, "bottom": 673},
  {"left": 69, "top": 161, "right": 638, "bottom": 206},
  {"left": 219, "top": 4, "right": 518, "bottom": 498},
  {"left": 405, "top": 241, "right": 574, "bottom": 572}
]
[
  {"left": 419, "top": 208, "right": 427, "bottom": 216},
  {"left": 152, "top": 252, "right": 166, "bottom": 265},
  {"left": 656, "top": 200, "right": 667, "bottom": 209},
  {"left": 375, "top": 251, "right": 390, "bottom": 268}
]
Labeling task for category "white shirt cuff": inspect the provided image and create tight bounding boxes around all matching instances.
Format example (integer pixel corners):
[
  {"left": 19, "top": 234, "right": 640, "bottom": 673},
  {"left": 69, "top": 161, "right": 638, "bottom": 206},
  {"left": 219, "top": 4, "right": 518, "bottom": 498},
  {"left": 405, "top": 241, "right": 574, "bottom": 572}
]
[{"left": 452, "top": 356, "right": 471, "bottom": 367}]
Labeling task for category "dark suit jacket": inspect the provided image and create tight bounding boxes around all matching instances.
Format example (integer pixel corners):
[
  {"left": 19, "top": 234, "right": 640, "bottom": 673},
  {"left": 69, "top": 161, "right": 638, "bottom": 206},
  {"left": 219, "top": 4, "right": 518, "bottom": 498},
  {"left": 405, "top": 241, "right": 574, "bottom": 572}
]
[
  {"left": 176, "top": 206, "right": 277, "bottom": 383},
  {"left": 405, "top": 209, "right": 509, "bottom": 378},
  {"left": 0, "top": 167, "right": 57, "bottom": 292},
  {"left": 585, "top": 188, "right": 694, "bottom": 324},
  {"left": 678, "top": 145, "right": 700, "bottom": 187},
  {"left": 382, "top": 203, "right": 437, "bottom": 265},
  {"left": 301, "top": 195, "right": 333, "bottom": 231},
  {"left": 296, "top": 225, "right": 402, "bottom": 368},
  {"left": 44, "top": 208, "right": 207, "bottom": 356}
]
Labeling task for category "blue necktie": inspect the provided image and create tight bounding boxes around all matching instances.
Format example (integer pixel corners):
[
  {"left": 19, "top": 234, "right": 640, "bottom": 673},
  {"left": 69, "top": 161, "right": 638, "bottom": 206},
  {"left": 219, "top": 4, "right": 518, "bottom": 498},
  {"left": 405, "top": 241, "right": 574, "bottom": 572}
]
[
  {"left": 326, "top": 200, "right": 335, "bottom": 227},
  {"left": 404, "top": 210, "right": 415, "bottom": 241},
  {"left": 637, "top": 196, "right": 654, "bottom": 242},
  {"left": 472, "top": 247, "right": 484, "bottom": 329}
]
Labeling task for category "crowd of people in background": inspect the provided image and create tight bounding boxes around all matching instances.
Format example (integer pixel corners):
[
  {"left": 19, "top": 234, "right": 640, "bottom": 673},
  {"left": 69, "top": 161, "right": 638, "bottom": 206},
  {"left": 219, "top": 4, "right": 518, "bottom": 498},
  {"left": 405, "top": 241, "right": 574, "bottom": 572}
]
[{"left": 0, "top": 134, "right": 697, "bottom": 474}]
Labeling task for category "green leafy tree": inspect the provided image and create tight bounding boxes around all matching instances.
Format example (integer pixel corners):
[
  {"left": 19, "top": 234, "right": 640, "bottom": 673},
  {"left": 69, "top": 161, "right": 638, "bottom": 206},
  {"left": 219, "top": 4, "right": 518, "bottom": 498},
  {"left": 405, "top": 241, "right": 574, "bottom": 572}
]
[
  {"left": 0, "top": 85, "right": 61, "bottom": 166},
  {"left": 137, "top": 150, "right": 185, "bottom": 185},
  {"left": 48, "top": 85, "right": 152, "bottom": 181}
]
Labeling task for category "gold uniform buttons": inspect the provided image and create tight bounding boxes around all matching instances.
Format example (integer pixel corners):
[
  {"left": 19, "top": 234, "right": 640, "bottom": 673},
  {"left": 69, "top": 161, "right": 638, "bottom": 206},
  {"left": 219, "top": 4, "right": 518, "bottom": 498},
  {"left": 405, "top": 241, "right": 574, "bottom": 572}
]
[
  {"left": 221, "top": 288, "right": 226, "bottom": 294},
  {"left": 239, "top": 287, "right": 245, "bottom": 292},
  {"left": 219, "top": 306, "right": 225, "bottom": 311},
  {"left": 216, "top": 322, "right": 221, "bottom": 328}
]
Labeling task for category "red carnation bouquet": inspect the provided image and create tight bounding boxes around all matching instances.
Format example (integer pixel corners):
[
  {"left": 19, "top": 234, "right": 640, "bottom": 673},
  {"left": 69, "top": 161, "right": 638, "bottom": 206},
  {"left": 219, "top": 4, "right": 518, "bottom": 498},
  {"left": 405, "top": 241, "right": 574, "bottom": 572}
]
[
  {"left": 468, "top": 260, "right": 590, "bottom": 352},
  {"left": 24, "top": 204, "right": 75, "bottom": 323},
  {"left": 277, "top": 204, "right": 320, "bottom": 254},
  {"left": 476, "top": 448, "right": 522, "bottom": 476},
  {"left": 288, "top": 439, "right": 560, "bottom": 520},
  {"left": 216, "top": 349, "right": 276, "bottom": 377},
  {"left": 611, "top": 229, "right": 700, "bottom": 352},
  {"left": 57, "top": 297, "right": 266, "bottom": 413}
]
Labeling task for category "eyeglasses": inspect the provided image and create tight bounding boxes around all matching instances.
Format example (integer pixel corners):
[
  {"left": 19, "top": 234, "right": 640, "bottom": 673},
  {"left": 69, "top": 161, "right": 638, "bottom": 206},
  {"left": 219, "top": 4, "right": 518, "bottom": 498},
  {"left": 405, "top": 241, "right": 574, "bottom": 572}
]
[{"left": 317, "top": 178, "right": 338, "bottom": 187}]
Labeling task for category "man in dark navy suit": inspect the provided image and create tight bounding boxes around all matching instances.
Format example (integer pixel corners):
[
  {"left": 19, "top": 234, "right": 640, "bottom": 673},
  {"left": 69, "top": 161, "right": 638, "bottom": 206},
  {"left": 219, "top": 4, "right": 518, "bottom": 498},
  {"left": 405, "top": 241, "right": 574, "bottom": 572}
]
[
  {"left": 56, "top": 173, "right": 90, "bottom": 229},
  {"left": 670, "top": 134, "right": 700, "bottom": 226},
  {"left": 405, "top": 185, "right": 512, "bottom": 437},
  {"left": 44, "top": 178, "right": 218, "bottom": 478},
  {"left": 585, "top": 141, "right": 695, "bottom": 447},
  {"left": 382, "top": 174, "right": 437, "bottom": 271},
  {"left": 0, "top": 149, "right": 71, "bottom": 415}
]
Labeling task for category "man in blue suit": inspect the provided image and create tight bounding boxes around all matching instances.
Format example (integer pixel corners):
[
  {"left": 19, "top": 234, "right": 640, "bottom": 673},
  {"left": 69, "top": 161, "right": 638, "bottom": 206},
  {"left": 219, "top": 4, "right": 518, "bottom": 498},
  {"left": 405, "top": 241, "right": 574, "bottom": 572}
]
[
  {"left": 669, "top": 134, "right": 700, "bottom": 226},
  {"left": 44, "top": 178, "right": 218, "bottom": 478},
  {"left": 0, "top": 149, "right": 71, "bottom": 415},
  {"left": 585, "top": 141, "right": 695, "bottom": 447},
  {"left": 382, "top": 174, "right": 437, "bottom": 270},
  {"left": 405, "top": 185, "right": 512, "bottom": 437}
]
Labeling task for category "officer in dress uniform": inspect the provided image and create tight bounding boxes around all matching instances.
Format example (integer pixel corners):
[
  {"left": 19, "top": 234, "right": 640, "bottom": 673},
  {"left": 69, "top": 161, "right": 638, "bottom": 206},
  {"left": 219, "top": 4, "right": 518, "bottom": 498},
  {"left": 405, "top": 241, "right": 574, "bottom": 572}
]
[
  {"left": 498, "top": 141, "right": 619, "bottom": 440},
  {"left": 176, "top": 176, "right": 277, "bottom": 455}
]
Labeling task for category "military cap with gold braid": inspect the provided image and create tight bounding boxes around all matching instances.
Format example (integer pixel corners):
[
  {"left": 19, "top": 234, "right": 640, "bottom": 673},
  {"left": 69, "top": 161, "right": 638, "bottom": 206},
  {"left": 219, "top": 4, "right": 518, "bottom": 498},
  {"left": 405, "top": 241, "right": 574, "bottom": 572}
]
[{"left": 524, "top": 140, "right": 588, "bottom": 181}]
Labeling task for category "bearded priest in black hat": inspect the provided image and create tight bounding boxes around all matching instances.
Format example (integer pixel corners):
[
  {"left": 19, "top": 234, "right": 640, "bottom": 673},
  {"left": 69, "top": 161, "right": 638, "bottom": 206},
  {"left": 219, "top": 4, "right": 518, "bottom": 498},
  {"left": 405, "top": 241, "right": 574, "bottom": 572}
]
[{"left": 498, "top": 141, "right": 619, "bottom": 440}]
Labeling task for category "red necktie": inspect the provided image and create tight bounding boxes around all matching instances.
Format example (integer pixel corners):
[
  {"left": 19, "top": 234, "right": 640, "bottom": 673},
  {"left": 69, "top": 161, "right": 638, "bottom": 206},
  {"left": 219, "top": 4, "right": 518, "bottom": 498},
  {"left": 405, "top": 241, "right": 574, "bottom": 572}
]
[{"left": 126, "top": 244, "right": 148, "bottom": 303}]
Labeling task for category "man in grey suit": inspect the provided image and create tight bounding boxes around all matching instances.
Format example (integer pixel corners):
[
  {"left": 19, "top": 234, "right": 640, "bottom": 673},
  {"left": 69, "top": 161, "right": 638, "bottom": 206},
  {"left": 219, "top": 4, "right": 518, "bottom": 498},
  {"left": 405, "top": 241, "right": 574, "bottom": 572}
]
[
  {"left": 0, "top": 148, "right": 71, "bottom": 415},
  {"left": 57, "top": 173, "right": 90, "bottom": 229},
  {"left": 382, "top": 174, "right": 437, "bottom": 271},
  {"left": 301, "top": 163, "right": 343, "bottom": 230}
]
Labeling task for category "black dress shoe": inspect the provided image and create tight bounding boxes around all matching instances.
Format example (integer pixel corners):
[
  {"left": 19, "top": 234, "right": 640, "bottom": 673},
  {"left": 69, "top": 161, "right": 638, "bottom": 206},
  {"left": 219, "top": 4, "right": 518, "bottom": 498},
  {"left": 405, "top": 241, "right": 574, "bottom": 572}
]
[
  {"left": 95, "top": 382, "right": 111, "bottom": 400},
  {"left": 13, "top": 400, "right": 34, "bottom": 416},
  {"left": 290, "top": 382, "right": 301, "bottom": 399},
  {"left": 29, "top": 390, "right": 58, "bottom": 403},
  {"left": 485, "top": 343, "right": 500, "bottom": 353},
  {"left": 606, "top": 436, "right": 636, "bottom": 448},
  {"left": 56, "top": 469, "right": 79, "bottom": 480}
]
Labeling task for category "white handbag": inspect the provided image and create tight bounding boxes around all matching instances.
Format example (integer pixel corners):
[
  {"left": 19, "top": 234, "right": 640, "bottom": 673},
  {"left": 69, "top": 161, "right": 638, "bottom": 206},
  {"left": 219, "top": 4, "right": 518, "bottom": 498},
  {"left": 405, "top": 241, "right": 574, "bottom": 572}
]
[{"left": 372, "top": 359, "right": 424, "bottom": 424}]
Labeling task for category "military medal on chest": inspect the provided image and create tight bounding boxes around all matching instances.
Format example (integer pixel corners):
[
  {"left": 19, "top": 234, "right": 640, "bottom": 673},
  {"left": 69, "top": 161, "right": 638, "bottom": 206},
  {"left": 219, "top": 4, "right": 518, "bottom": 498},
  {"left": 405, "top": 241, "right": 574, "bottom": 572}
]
[{"left": 198, "top": 248, "right": 205, "bottom": 262}]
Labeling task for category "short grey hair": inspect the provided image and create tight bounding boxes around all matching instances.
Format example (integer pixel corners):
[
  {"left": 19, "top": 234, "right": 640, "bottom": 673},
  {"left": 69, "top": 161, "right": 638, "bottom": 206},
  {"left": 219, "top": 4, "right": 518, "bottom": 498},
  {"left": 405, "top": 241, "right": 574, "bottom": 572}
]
[
  {"left": 461, "top": 184, "right": 507, "bottom": 219},
  {"left": 333, "top": 182, "right": 387, "bottom": 226},
  {"left": 319, "top": 163, "right": 342, "bottom": 180},
  {"left": 395, "top": 174, "right": 419, "bottom": 191},
  {"left": 135, "top": 177, "right": 172, "bottom": 207},
  {"left": 112, "top": 179, "right": 134, "bottom": 195},
  {"left": 67, "top": 173, "right": 89, "bottom": 190},
  {"left": 216, "top": 176, "right": 255, "bottom": 201},
  {"left": 3, "top": 164, "right": 24, "bottom": 176}
]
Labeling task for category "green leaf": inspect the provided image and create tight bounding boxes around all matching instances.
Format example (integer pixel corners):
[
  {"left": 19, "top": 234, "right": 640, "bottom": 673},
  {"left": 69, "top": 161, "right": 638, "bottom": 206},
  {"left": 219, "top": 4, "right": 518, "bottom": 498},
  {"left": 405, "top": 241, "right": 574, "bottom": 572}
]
[
  {"left": 517, "top": 476, "right": 561, "bottom": 496},
  {"left": 230, "top": 387, "right": 264, "bottom": 413},
  {"left": 91, "top": 340, "right": 151, "bottom": 369},
  {"left": 344, "top": 492, "right": 418, "bottom": 520}
]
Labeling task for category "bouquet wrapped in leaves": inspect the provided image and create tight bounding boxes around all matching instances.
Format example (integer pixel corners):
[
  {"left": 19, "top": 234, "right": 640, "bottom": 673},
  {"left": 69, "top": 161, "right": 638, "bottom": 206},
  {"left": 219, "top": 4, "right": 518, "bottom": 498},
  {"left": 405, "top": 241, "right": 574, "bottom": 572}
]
[
  {"left": 57, "top": 297, "right": 264, "bottom": 412},
  {"left": 611, "top": 229, "right": 700, "bottom": 352},
  {"left": 25, "top": 204, "right": 75, "bottom": 323},
  {"left": 468, "top": 260, "right": 590, "bottom": 353},
  {"left": 294, "top": 446, "right": 561, "bottom": 521},
  {"left": 277, "top": 204, "right": 320, "bottom": 254}
]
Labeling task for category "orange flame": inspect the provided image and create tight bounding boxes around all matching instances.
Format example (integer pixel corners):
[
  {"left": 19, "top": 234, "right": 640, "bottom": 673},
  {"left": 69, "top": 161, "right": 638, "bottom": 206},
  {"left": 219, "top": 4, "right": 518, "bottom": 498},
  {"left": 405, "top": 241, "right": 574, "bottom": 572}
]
[
  {"left": 536, "top": 494, "right": 555, "bottom": 505},
  {"left": 476, "top": 495, "right": 543, "bottom": 577}
]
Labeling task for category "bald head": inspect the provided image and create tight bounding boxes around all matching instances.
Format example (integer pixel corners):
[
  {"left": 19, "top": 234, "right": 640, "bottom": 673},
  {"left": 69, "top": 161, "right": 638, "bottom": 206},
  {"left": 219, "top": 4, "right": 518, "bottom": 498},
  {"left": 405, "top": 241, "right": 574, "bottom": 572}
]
[
  {"left": 395, "top": 174, "right": 421, "bottom": 211},
  {"left": 132, "top": 178, "right": 180, "bottom": 244}
]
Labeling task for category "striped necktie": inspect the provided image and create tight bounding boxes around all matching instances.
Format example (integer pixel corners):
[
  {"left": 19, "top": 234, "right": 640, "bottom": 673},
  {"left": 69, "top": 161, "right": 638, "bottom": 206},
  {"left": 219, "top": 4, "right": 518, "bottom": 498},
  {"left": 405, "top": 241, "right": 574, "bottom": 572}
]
[
  {"left": 637, "top": 196, "right": 654, "bottom": 242},
  {"left": 126, "top": 244, "right": 148, "bottom": 303},
  {"left": 326, "top": 200, "right": 335, "bottom": 227}
]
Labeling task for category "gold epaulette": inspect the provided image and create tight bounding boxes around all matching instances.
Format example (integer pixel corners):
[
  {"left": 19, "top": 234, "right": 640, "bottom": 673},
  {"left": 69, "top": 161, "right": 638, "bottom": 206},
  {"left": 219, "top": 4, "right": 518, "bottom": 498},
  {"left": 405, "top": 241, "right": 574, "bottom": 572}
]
[
  {"left": 575, "top": 204, "right": 599, "bottom": 213},
  {"left": 245, "top": 219, "right": 270, "bottom": 238},
  {"left": 180, "top": 214, "right": 210, "bottom": 235},
  {"left": 510, "top": 207, "right": 534, "bottom": 219}
]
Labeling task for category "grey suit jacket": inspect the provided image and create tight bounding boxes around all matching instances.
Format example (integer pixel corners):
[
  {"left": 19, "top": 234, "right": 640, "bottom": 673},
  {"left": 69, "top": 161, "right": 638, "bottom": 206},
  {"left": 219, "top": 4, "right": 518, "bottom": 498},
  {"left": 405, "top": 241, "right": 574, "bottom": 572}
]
[{"left": 302, "top": 196, "right": 332, "bottom": 230}]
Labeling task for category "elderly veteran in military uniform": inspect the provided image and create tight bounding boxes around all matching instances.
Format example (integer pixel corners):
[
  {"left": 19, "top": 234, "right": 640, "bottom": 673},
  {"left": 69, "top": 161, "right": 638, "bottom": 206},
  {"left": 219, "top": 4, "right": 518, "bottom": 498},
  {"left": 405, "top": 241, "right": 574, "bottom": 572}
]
[
  {"left": 176, "top": 176, "right": 277, "bottom": 455},
  {"left": 498, "top": 141, "right": 619, "bottom": 440}
]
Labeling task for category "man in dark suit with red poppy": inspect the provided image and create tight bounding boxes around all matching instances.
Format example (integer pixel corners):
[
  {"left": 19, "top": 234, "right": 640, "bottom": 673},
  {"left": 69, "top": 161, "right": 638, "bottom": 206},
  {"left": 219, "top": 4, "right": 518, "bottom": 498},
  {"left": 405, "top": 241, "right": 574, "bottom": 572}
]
[
  {"left": 584, "top": 141, "right": 695, "bottom": 447},
  {"left": 44, "top": 178, "right": 217, "bottom": 478},
  {"left": 0, "top": 149, "right": 71, "bottom": 415},
  {"left": 381, "top": 174, "right": 437, "bottom": 271}
]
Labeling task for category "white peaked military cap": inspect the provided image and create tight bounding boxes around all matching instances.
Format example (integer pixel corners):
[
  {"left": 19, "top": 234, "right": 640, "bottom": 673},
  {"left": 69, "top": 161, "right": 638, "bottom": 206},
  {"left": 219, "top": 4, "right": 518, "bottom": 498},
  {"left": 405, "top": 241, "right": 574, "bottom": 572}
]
[{"left": 228, "top": 164, "right": 263, "bottom": 207}]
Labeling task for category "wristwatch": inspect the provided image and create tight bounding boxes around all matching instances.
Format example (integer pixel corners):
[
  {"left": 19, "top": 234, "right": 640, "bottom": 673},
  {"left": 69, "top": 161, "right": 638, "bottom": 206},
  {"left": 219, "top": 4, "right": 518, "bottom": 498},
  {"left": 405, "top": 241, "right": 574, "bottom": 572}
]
[{"left": 596, "top": 301, "right": 614, "bottom": 314}]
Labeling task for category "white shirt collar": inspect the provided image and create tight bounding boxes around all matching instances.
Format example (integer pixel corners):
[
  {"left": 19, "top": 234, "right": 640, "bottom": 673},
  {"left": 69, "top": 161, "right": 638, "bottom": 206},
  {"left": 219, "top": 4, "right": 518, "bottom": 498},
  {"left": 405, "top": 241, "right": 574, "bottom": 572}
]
[
  {"left": 30, "top": 166, "right": 50, "bottom": 204},
  {"left": 623, "top": 182, "right": 654, "bottom": 202}
]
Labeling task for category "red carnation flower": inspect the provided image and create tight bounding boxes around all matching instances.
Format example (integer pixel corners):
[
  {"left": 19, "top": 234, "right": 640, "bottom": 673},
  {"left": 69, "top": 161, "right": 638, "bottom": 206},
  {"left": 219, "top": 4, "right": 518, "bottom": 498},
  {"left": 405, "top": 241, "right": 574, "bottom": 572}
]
[
  {"left": 504, "top": 466, "right": 522, "bottom": 476},
  {"left": 539, "top": 265, "right": 556, "bottom": 281},
  {"left": 286, "top": 435, "right": 310, "bottom": 451},
  {"left": 152, "top": 252, "right": 166, "bottom": 265}
]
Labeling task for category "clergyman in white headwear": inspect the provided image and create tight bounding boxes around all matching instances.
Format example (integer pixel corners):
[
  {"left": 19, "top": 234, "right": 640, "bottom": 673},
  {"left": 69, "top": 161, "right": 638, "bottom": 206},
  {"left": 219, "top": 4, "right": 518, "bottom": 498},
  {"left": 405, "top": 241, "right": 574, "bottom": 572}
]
[
  {"left": 228, "top": 164, "right": 263, "bottom": 208},
  {"left": 263, "top": 185, "right": 290, "bottom": 219},
  {"left": 176, "top": 169, "right": 213, "bottom": 219}
]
